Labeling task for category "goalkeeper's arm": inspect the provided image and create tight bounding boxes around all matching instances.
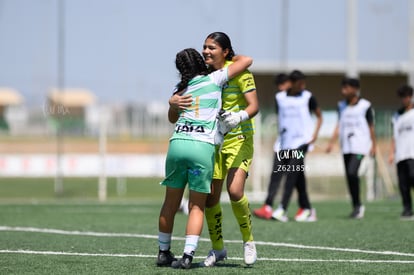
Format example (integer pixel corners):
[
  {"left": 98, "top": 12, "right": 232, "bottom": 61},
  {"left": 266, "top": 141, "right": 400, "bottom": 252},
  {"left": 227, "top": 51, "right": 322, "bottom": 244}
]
[{"left": 222, "top": 90, "right": 259, "bottom": 128}]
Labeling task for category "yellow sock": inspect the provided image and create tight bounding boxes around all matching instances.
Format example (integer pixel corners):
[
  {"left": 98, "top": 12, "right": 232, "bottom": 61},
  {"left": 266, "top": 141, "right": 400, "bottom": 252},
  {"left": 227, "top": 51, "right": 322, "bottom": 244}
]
[
  {"left": 205, "top": 203, "right": 224, "bottom": 251},
  {"left": 231, "top": 195, "right": 254, "bottom": 243}
]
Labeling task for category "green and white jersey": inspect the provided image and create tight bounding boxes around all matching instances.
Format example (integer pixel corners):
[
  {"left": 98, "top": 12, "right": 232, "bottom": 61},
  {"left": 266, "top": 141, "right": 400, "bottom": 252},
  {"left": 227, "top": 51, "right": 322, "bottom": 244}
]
[{"left": 171, "top": 68, "right": 228, "bottom": 145}]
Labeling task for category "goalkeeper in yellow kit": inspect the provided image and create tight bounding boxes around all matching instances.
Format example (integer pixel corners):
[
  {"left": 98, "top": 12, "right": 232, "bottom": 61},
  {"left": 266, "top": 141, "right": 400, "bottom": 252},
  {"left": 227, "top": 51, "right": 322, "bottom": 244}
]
[{"left": 170, "top": 32, "right": 259, "bottom": 266}]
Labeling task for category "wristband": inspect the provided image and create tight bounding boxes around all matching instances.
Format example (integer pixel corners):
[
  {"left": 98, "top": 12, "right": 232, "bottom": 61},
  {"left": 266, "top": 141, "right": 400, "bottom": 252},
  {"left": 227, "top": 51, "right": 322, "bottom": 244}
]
[{"left": 239, "top": 110, "right": 249, "bottom": 122}]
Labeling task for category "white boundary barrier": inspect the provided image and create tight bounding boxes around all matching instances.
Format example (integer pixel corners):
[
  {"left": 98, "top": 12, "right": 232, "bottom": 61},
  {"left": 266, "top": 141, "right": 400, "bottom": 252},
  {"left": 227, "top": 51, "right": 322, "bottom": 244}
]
[
  {"left": 0, "top": 154, "right": 165, "bottom": 178},
  {"left": 0, "top": 153, "right": 347, "bottom": 178}
]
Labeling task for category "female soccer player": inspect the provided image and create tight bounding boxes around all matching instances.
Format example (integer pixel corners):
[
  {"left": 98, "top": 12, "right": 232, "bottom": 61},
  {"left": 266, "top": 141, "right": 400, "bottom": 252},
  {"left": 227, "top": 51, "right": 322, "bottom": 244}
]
[
  {"left": 170, "top": 32, "right": 259, "bottom": 266},
  {"left": 157, "top": 48, "right": 252, "bottom": 269}
]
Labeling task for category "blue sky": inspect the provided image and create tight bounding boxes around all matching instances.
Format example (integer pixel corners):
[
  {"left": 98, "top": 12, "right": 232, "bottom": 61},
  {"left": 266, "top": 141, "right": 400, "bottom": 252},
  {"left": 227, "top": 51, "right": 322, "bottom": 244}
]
[{"left": 0, "top": 0, "right": 409, "bottom": 106}]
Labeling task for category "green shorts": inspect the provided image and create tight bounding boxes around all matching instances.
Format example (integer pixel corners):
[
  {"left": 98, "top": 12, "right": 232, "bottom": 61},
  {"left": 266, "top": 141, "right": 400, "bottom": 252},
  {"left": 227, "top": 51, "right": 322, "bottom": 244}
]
[
  {"left": 161, "top": 139, "right": 215, "bottom": 193},
  {"left": 213, "top": 134, "right": 254, "bottom": 180}
]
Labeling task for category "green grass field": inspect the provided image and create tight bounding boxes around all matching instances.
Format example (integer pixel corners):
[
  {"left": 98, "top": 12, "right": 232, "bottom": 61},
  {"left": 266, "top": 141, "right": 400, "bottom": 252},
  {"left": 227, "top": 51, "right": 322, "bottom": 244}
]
[{"left": 1, "top": 177, "right": 414, "bottom": 274}]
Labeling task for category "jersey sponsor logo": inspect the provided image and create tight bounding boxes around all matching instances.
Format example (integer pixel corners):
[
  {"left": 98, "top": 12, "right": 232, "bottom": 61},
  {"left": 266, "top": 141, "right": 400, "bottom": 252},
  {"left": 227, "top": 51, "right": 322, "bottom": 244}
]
[
  {"left": 398, "top": 125, "right": 413, "bottom": 134},
  {"left": 347, "top": 132, "right": 355, "bottom": 139},
  {"left": 175, "top": 121, "right": 205, "bottom": 133}
]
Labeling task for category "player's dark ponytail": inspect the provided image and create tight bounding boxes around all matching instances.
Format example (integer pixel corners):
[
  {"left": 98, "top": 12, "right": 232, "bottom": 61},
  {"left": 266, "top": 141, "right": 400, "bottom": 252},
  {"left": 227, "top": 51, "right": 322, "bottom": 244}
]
[
  {"left": 175, "top": 48, "right": 209, "bottom": 92},
  {"left": 206, "top": 32, "right": 235, "bottom": 60}
]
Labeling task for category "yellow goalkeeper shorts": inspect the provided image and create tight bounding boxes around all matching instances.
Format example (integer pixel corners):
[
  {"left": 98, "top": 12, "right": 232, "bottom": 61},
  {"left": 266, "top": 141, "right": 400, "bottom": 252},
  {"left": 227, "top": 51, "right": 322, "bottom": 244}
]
[{"left": 213, "top": 134, "right": 254, "bottom": 180}]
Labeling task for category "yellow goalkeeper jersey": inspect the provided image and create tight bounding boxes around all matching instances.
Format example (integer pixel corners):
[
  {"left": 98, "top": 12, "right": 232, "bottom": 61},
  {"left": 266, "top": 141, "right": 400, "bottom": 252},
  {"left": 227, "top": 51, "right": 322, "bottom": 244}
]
[{"left": 222, "top": 60, "right": 256, "bottom": 138}]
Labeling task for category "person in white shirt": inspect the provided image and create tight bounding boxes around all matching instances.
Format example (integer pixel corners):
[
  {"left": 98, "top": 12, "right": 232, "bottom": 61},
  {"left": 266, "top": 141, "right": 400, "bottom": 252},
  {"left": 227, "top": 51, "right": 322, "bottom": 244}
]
[
  {"left": 326, "top": 77, "right": 376, "bottom": 219},
  {"left": 388, "top": 84, "right": 414, "bottom": 219},
  {"left": 254, "top": 70, "right": 322, "bottom": 222}
]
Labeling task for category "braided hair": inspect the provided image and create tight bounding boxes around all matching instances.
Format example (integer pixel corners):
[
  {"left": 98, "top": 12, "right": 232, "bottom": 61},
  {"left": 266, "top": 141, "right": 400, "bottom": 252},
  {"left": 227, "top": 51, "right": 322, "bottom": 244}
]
[
  {"left": 175, "top": 48, "right": 209, "bottom": 92},
  {"left": 206, "top": 32, "right": 235, "bottom": 61}
]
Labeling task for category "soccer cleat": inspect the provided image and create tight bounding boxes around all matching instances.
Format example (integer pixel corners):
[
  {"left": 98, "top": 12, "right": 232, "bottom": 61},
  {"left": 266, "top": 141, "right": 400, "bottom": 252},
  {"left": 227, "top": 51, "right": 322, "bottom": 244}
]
[
  {"left": 295, "top": 208, "right": 317, "bottom": 222},
  {"left": 350, "top": 205, "right": 365, "bottom": 219},
  {"left": 253, "top": 204, "right": 273, "bottom": 220},
  {"left": 271, "top": 206, "right": 288, "bottom": 222},
  {"left": 308, "top": 208, "right": 317, "bottom": 222},
  {"left": 243, "top": 241, "right": 257, "bottom": 265},
  {"left": 171, "top": 253, "right": 193, "bottom": 269},
  {"left": 201, "top": 249, "right": 227, "bottom": 267},
  {"left": 294, "top": 208, "right": 305, "bottom": 221},
  {"left": 401, "top": 209, "right": 414, "bottom": 220},
  {"left": 156, "top": 249, "right": 177, "bottom": 266}
]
